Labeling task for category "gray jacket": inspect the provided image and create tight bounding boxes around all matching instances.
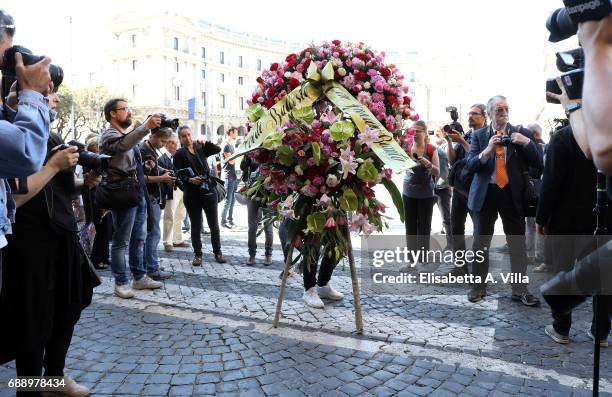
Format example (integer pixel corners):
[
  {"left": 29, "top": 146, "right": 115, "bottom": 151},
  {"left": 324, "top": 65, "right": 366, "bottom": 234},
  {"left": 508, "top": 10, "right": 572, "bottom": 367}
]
[{"left": 99, "top": 124, "right": 150, "bottom": 179}]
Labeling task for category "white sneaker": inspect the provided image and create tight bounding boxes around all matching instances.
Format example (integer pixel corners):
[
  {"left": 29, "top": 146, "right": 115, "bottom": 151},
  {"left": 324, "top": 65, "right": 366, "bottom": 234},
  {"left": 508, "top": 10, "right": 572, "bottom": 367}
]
[
  {"left": 60, "top": 376, "right": 91, "bottom": 397},
  {"left": 317, "top": 283, "right": 344, "bottom": 300},
  {"left": 132, "top": 275, "right": 163, "bottom": 290},
  {"left": 303, "top": 287, "right": 324, "bottom": 308},
  {"left": 114, "top": 284, "right": 134, "bottom": 299}
]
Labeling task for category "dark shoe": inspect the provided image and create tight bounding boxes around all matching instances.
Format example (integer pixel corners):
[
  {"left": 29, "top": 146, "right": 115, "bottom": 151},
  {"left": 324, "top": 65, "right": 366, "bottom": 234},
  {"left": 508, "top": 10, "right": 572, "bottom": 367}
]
[
  {"left": 545, "top": 325, "right": 570, "bottom": 344},
  {"left": 228, "top": 221, "right": 236, "bottom": 227},
  {"left": 164, "top": 243, "right": 174, "bottom": 252},
  {"left": 511, "top": 292, "right": 540, "bottom": 307},
  {"left": 94, "top": 262, "right": 109, "bottom": 270},
  {"left": 148, "top": 270, "right": 173, "bottom": 281},
  {"left": 449, "top": 266, "right": 468, "bottom": 277},
  {"left": 192, "top": 255, "right": 203, "bottom": 266},
  {"left": 173, "top": 241, "right": 191, "bottom": 248},
  {"left": 587, "top": 328, "right": 609, "bottom": 348},
  {"left": 215, "top": 254, "right": 227, "bottom": 264},
  {"left": 468, "top": 287, "right": 486, "bottom": 303}
]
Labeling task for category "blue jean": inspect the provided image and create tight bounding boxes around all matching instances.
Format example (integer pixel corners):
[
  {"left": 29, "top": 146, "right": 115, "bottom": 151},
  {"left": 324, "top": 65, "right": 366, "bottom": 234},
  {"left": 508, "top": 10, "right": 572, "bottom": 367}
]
[
  {"left": 110, "top": 196, "right": 147, "bottom": 285},
  {"left": 221, "top": 177, "right": 238, "bottom": 224},
  {"left": 144, "top": 198, "right": 162, "bottom": 274}
]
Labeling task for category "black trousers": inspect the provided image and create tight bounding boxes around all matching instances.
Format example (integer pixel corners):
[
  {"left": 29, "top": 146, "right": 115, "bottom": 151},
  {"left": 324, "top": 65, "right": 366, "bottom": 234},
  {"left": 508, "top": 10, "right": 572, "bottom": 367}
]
[
  {"left": 434, "top": 187, "right": 452, "bottom": 246},
  {"left": 552, "top": 295, "right": 612, "bottom": 337},
  {"left": 183, "top": 188, "right": 221, "bottom": 256},
  {"left": 303, "top": 252, "right": 338, "bottom": 290},
  {"left": 403, "top": 196, "right": 435, "bottom": 252},
  {"left": 472, "top": 184, "right": 528, "bottom": 293},
  {"left": 450, "top": 191, "right": 472, "bottom": 252},
  {"left": 14, "top": 322, "right": 75, "bottom": 396},
  {"left": 91, "top": 211, "right": 112, "bottom": 266}
]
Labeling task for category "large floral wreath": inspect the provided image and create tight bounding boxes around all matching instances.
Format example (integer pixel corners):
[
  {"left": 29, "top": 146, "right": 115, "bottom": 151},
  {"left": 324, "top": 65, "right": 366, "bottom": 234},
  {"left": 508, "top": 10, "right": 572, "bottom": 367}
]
[{"left": 241, "top": 40, "right": 418, "bottom": 268}]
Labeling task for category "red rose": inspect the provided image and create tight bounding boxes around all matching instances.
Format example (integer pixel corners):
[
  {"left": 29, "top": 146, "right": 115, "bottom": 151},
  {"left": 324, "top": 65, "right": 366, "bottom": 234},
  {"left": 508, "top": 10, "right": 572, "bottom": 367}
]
[
  {"left": 270, "top": 63, "right": 279, "bottom": 72},
  {"left": 264, "top": 99, "right": 274, "bottom": 109},
  {"left": 288, "top": 78, "right": 299, "bottom": 90},
  {"left": 332, "top": 39, "right": 341, "bottom": 46},
  {"left": 285, "top": 53, "right": 298, "bottom": 66},
  {"left": 266, "top": 87, "right": 277, "bottom": 98},
  {"left": 403, "top": 96, "right": 412, "bottom": 105},
  {"left": 380, "top": 68, "right": 391, "bottom": 77},
  {"left": 355, "top": 71, "right": 367, "bottom": 81},
  {"left": 303, "top": 58, "right": 312, "bottom": 69},
  {"left": 356, "top": 53, "right": 368, "bottom": 61},
  {"left": 252, "top": 93, "right": 260, "bottom": 103},
  {"left": 256, "top": 77, "right": 264, "bottom": 85}
]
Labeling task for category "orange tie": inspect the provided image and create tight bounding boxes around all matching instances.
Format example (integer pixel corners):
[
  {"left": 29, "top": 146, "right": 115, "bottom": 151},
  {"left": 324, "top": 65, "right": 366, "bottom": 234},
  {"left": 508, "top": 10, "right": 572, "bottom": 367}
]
[{"left": 495, "top": 131, "right": 508, "bottom": 188}]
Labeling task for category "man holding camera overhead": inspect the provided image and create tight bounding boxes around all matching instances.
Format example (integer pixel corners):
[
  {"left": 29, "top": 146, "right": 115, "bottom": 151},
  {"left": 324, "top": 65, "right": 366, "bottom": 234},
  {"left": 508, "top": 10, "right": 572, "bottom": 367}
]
[
  {"left": 465, "top": 96, "right": 543, "bottom": 306},
  {"left": 99, "top": 99, "right": 163, "bottom": 299}
]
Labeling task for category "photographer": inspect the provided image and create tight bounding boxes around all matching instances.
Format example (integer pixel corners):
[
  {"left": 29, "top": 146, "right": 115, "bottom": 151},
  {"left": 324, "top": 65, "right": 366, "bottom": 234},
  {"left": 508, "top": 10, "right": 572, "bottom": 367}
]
[
  {"left": 139, "top": 127, "right": 176, "bottom": 281},
  {"left": 173, "top": 126, "right": 226, "bottom": 267},
  {"left": 0, "top": 92, "right": 97, "bottom": 396},
  {"left": 447, "top": 104, "right": 487, "bottom": 276},
  {"left": 465, "top": 95, "right": 542, "bottom": 305},
  {"left": 0, "top": 9, "right": 53, "bottom": 293},
  {"left": 567, "top": 15, "right": 612, "bottom": 174},
  {"left": 160, "top": 134, "right": 189, "bottom": 251},
  {"left": 99, "top": 98, "right": 163, "bottom": 299}
]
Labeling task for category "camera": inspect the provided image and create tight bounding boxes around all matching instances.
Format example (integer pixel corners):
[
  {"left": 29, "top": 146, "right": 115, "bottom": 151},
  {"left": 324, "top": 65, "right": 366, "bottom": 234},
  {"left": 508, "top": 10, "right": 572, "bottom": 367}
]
[
  {"left": 443, "top": 106, "right": 464, "bottom": 134},
  {"left": 51, "top": 140, "right": 111, "bottom": 174},
  {"left": 546, "top": 0, "right": 611, "bottom": 43},
  {"left": 1, "top": 45, "right": 64, "bottom": 93},
  {"left": 500, "top": 136, "right": 513, "bottom": 147},
  {"left": 545, "top": 48, "right": 584, "bottom": 104},
  {"left": 153, "top": 114, "right": 180, "bottom": 133},
  {"left": 175, "top": 167, "right": 210, "bottom": 192}
]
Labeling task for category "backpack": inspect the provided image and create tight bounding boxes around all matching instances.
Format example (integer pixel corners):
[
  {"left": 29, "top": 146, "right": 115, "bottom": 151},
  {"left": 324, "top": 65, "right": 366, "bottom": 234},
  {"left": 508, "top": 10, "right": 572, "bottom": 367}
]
[{"left": 448, "top": 156, "right": 474, "bottom": 197}]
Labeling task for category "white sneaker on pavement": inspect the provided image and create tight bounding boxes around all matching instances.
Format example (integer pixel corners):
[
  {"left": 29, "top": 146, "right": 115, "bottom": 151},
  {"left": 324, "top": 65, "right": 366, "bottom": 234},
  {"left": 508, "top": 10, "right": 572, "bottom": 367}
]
[
  {"left": 60, "top": 376, "right": 91, "bottom": 397},
  {"left": 317, "top": 283, "right": 344, "bottom": 300},
  {"left": 132, "top": 274, "right": 163, "bottom": 290},
  {"left": 114, "top": 284, "right": 134, "bottom": 299},
  {"left": 303, "top": 287, "right": 324, "bottom": 308}
]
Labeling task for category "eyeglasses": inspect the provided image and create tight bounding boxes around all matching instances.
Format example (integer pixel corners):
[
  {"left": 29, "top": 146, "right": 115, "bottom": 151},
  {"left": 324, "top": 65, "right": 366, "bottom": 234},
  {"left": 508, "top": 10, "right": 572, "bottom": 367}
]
[
  {"left": 468, "top": 112, "right": 484, "bottom": 117},
  {"left": 494, "top": 107, "right": 509, "bottom": 114},
  {"left": 113, "top": 107, "right": 131, "bottom": 112}
]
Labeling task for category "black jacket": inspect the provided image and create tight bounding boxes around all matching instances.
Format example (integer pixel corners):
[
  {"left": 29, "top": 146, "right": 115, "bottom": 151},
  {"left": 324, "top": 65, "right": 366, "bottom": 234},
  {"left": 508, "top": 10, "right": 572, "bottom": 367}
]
[
  {"left": 466, "top": 124, "right": 543, "bottom": 213},
  {"left": 158, "top": 152, "right": 175, "bottom": 201},
  {"left": 536, "top": 126, "right": 608, "bottom": 234},
  {"left": 172, "top": 142, "right": 221, "bottom": 194}
]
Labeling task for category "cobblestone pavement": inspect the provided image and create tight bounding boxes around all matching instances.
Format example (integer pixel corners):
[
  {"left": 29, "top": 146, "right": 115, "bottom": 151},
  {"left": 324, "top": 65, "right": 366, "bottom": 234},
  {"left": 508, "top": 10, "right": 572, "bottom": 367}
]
[{"left": 1, "top": 192, "right": 611, "bottom": 396}]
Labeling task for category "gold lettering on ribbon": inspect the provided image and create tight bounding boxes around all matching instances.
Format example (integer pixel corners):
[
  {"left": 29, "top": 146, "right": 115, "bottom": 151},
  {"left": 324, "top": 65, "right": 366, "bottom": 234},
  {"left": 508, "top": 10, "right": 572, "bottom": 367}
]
[
  {"left": 231, "top": 82, "right": 320, "bottom": 160},
  {"left": 323, "top": 82, "right": 415, "bottom": 172}
]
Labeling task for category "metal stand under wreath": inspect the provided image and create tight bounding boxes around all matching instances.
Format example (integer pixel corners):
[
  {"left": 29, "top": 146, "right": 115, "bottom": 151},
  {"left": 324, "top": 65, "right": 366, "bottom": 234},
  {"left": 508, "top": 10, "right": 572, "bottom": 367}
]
[{"left": 272, "top": 230, "right": 364, "bottom": 334}]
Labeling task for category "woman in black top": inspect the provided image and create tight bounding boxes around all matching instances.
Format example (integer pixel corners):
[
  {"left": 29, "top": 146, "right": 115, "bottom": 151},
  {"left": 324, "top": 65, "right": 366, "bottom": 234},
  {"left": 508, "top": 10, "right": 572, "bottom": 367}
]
[
  {"left": 0, "top": 133, "right": 99, "bottom": 396},
  {"left": 173, "top": 126, "right": 226, "bottom": 266}
]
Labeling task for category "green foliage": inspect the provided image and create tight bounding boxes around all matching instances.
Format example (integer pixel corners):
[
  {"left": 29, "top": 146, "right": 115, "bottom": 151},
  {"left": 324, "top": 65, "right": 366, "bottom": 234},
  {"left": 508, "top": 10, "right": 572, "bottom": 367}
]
[
  {"left": 330, "top": 120, "right": 355, "bottom": 142},
  {"left": 356, "top": 159, "right": 378, "bottom": 182},
  {"left": 339, "top": 188, "right": 358, "bottom": 212},
  {"left": 245, "top": 103, "right": 265, "bottom": 122},
  {"left": 276, "top": 145, "right": 295, "bottom": 166},
  {"left": 311, "top": 142, "right": 321, "bottom": 166},
  {"left": 382, "top": 177, "right": 405, "bottom": 223}
]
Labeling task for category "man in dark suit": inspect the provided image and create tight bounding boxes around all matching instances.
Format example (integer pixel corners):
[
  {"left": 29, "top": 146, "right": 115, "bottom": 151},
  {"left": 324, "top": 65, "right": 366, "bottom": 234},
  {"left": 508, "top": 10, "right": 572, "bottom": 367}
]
[{"left": 466, "top": 95, "right": 543, "bottom": 305}]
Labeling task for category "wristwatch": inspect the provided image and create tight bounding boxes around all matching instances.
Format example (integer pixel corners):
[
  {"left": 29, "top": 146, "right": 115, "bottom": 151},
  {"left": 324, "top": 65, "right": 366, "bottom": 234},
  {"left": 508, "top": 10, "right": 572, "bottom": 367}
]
[{"left": 564, "top": 102, "right": 581, "bottom": 118}]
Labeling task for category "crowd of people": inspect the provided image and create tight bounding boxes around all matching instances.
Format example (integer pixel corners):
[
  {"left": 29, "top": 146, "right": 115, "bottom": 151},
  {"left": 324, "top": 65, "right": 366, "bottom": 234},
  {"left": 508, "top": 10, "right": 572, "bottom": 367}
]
[{"left": 0, "top": 6, "right": 610, "bottom": 397}]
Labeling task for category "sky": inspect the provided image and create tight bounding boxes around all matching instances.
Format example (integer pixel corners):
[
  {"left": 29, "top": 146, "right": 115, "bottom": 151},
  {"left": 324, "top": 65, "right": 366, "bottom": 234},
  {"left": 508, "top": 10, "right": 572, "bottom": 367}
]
[{"left": 6, "top": 0, "right": 578, "bottom": 124}]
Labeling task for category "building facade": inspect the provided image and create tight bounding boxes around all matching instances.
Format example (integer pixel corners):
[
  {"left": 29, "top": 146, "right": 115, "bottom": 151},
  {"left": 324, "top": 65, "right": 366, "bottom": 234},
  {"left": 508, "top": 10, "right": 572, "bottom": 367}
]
[{"left": 104, "top": 12, "right": 305, "bottom": 138}]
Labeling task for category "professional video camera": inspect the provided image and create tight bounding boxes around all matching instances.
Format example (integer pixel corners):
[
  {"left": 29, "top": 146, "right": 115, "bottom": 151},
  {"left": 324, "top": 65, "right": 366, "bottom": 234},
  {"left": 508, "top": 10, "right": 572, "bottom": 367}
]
[
  {"left": 545, "top": 0, "right": 611, "bottom": 103},
  {"left": 546, "top": 0, "right": 611, "bottom": 42},
  {"left": 0, "top": 45, "right": 64, "bottom": 100},
  {"left": 442, "top": 106, "right": 464, "bottom": 134},
  {"left": 51, "top": 140, "right": 111, "bottom": 174}
]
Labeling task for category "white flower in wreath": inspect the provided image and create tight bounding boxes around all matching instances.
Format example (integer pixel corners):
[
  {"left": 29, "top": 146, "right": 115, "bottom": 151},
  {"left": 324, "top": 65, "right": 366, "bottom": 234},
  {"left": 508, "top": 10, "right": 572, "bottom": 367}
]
[
  {"left": 337, "top": 67, "right": 347, "bottom": 77},
  {"left": 284, "top": 71, "right": 292, "bottom": 78},
  {"left": 363, "top": 82, "right": 371, "bottom": 90},
  {"left": 358, "top": 126, "right": 380, "bottom": 148},
  {"left": 340, "top": 159, "right": 358, "bottom": 179},
  {"left": 326, "top": 174, "right": 339, "bottom": 187}
]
